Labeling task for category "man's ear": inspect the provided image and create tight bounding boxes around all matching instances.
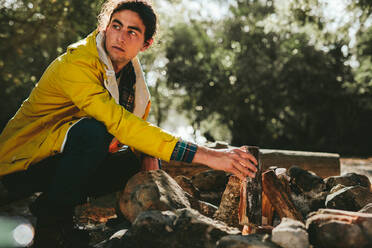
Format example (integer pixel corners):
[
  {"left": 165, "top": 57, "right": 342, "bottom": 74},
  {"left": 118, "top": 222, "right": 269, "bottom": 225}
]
[{"left": 141, "top": 38, "right": 153, "bottom": 51}]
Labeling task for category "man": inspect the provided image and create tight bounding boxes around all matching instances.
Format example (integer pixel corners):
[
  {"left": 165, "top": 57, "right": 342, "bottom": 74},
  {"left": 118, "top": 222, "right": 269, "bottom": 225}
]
[{"left": 0, "top": 1, "right": 257, "bottom": 247}]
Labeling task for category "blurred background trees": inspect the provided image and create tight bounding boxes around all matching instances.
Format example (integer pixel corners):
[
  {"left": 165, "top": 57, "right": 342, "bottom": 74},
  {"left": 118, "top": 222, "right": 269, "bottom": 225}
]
[
  {"left": 1, "top": 0, "right": 371, "bottom": 156},
  {"left": 0, "top": 0, "right": 102, "bottom": 130}
]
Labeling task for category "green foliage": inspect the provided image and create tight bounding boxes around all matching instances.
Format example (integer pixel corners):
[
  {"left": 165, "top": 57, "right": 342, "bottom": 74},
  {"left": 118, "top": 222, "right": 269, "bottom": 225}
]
[
  {"left": 165, "top": 0, "right": 372, "bottom": 155},
  {"left": 354, "top": 25, "right": 372, "bottom": 96},
  {"left": 1, "top": 0, "right": 371, "bottom": 155},
  {"left": 0, "top": 0, "right": 102, "bottom": 129},
  {"left": 165, "top": 21, "right": 226, "bottom": 127}
]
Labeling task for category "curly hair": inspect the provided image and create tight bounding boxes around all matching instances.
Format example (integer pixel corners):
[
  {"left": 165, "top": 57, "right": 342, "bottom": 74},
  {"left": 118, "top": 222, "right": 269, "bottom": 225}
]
[{"left": 97, "top": 0, "right": 157, "bottom": 42}]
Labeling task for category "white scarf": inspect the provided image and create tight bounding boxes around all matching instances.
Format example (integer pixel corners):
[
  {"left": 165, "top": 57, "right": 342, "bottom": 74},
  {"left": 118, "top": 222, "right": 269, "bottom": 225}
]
[{"left": 95, "top": 32, "right": 150, "bottom": 118}]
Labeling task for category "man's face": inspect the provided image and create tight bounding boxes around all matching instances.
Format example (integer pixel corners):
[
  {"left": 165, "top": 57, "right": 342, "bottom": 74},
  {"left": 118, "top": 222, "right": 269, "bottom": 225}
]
[{"left": 104, "top": 9, "right": 151, "bottom": 72}]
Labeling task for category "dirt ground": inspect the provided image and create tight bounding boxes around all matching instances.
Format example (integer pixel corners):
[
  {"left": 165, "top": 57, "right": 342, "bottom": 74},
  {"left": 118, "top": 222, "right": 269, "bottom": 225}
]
[{"left": 340, "top": 157, "right": 372, "bottom": 181}]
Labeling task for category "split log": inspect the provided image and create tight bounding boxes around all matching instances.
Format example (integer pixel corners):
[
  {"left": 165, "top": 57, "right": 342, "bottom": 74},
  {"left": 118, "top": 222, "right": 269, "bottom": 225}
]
[
  {"left": 211, "top": 146, "right": 263, "bottom": 231},
  {"left": 262, "top": 191, "right": 274, "bottom": 226},
  {"left": 262, "top": 170, "right": 304, "bottom": 222},
  {"left": 213, "top": 175, "right": 241, "bottom": 228},
  {"left": 238, "top": 146, "right": 262, "bottom": 230}
]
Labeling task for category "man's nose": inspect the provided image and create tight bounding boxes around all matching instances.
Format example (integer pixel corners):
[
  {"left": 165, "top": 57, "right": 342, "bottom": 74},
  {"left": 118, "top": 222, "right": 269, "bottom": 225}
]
[{"left": 118, "top": 30, "right": 126, "bottom": 43}]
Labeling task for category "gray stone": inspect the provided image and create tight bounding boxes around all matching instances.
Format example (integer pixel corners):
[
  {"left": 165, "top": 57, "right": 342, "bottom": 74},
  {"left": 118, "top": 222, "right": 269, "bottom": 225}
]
[
  {"left": 325, "top": 185, "right": 372, "bottom": 211},
  {"left": 191, "top": 170, "right": 229, "bottom": 192},
  {"left": 271, "top": 218, "right": 309, "bottom": 248},
  {"left": 217, "top": 234, "right": 281, "bottom": 248},
  {"left": 329, "top": 184, "right": 346, "bottom": 194},
  {"left": 119, "top": 170, "right": 190, "bottom": 222},
  {"left": 118, "top": 208, "right": 240, "bottom": 248},
  {"left": 359, "top": 203, "right": 372, "bottom": 214},
  {"left": 287, "top": 166, "right": 327, "bottom": 217},
  {"left": 325, "top": 172, "right": 371, "bottom": 191},
  {"left": 274, "top": 168, "right": 290, "bottom": 181},
  {"left": 94, "top": 230, "right": 128, "bottom": 248},
  {"left": 306, "top": 209, "right": 372, "bottom": 248},
  {"left": 288, "top": 166, "right": 325, "bottom": 193}
]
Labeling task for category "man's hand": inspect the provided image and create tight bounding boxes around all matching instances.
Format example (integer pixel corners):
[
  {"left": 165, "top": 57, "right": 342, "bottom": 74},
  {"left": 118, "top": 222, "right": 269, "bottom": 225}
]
[
  {"left": 141, "top": 155, "right": 160, "bottom": 171},
  {"left": 192, "top": 146, "right": 258, "bottom": 181}
]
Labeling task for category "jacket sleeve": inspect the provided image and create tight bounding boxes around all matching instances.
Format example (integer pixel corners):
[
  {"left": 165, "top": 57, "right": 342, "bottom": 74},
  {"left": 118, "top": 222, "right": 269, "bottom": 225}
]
[{"left": 54, "top": 59, "right": 179, "bottom": 162}]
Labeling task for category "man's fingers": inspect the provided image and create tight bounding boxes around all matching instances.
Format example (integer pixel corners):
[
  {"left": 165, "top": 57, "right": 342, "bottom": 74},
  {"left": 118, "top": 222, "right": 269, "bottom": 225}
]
[
  {"left": 237, "top": 160, "right": 256, "bottom": 178},
  {"left": 235, "top": 148, "right": 258, "bottom": 165},
  {"left": 230, "top": 166, "right": 247, "bottom": 181},
  {"left": 231, "top": 160, "right": 256, "bottom": 179},
  {"left": 231, "top": 152, "right": 257, "bottom": 173},
  {"left": 241, "top": 159, "right": 258, "bottom": 173}
]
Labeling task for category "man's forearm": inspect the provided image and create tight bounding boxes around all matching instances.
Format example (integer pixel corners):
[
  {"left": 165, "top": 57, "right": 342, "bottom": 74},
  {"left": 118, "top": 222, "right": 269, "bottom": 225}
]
[{"left": 192, "top": 146, "right": 219, "bottom": 166}]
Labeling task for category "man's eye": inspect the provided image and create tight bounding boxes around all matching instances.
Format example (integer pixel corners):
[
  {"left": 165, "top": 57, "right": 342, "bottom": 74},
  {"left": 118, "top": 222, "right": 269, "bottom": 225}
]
[
  {"left": 129, "top": 31, "right": 136, "bottom": 35},
  {"left": 113, "top": 24, "right": 120, "bottom": 30}
]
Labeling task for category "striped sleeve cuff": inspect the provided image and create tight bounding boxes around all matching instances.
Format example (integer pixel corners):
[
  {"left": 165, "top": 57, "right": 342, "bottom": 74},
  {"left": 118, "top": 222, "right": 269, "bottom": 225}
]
[{"left": 170, "top": 139, "right": 198, "bottom": 163}]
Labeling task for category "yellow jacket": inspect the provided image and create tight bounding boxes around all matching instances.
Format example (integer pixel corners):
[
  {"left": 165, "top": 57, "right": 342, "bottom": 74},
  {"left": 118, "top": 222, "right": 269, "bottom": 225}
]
[{"left": 0, "top": 30, "right": 179, "bottom": 176}]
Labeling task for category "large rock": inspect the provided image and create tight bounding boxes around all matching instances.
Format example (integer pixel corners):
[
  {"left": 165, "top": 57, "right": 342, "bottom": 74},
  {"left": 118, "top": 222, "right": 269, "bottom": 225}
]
[
  {"left": 287, "top": 166, "right": 327, "bottom": 217},
  {"left": 217, "top": 234, "right": 281, "bottom": 248},
  {"left": 289, "top": 166, "right": 326, "bottom": 193},
  {"left": 359, "top": 203, "right": 372, "bottom": 214},
  {"left": 119, "top": 170, "right": 190, "bottom": 222},
  {"left": 325, "top": 185, "right": 372, "bottom": 211},
  {"left": 329, "top": 184, "right": 346, "bottom": 194},
  {"left": 107, "top": 208, "right": 241, "bottom": 248},
  {"left": 94, "top": 230, "right": 129, "bottom": 248},
  {"left": 271, "top": 218, "right": 310, "bottom": 248},
  {"left": 325, "top": 173, "right": 371, "bottom": 191},
  {"left": 191, "top": 170, "right": 229, "bottom": 192},
  {"left": 306, "top": 208, "right": 372, "bottom": 248}
]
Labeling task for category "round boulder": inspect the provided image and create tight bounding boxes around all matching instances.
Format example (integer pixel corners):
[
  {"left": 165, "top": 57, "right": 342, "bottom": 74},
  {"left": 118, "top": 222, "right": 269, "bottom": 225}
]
[{"left": 119, "top": 170, "right": 190, "bottom": 223}]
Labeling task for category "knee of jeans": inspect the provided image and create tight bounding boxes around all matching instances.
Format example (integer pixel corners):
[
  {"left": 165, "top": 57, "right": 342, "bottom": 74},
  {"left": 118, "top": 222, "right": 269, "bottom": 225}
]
[{"left": 68, "top": 118, "right": 112, "bottom": 149}]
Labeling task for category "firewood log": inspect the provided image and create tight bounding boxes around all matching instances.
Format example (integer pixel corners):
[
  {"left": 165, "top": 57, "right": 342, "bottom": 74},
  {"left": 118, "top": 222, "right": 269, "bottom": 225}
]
[{"left": 262, "top": 170, "right": 303, "bottom": 222}]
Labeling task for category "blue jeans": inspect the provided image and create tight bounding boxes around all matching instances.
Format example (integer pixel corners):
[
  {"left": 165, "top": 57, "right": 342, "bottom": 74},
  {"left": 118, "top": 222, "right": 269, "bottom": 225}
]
[{"left": 3, "top": 118, "right": 141, "bottom": 218}]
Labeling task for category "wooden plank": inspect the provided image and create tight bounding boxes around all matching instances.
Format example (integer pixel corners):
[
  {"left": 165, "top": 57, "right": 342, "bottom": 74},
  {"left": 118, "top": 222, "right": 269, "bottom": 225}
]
[
  {"left": 260, "top": 149, "right": 340, "bottom": 178},
  {"left": 162, "top": 149, "right": 340, "bottom": 179}
]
